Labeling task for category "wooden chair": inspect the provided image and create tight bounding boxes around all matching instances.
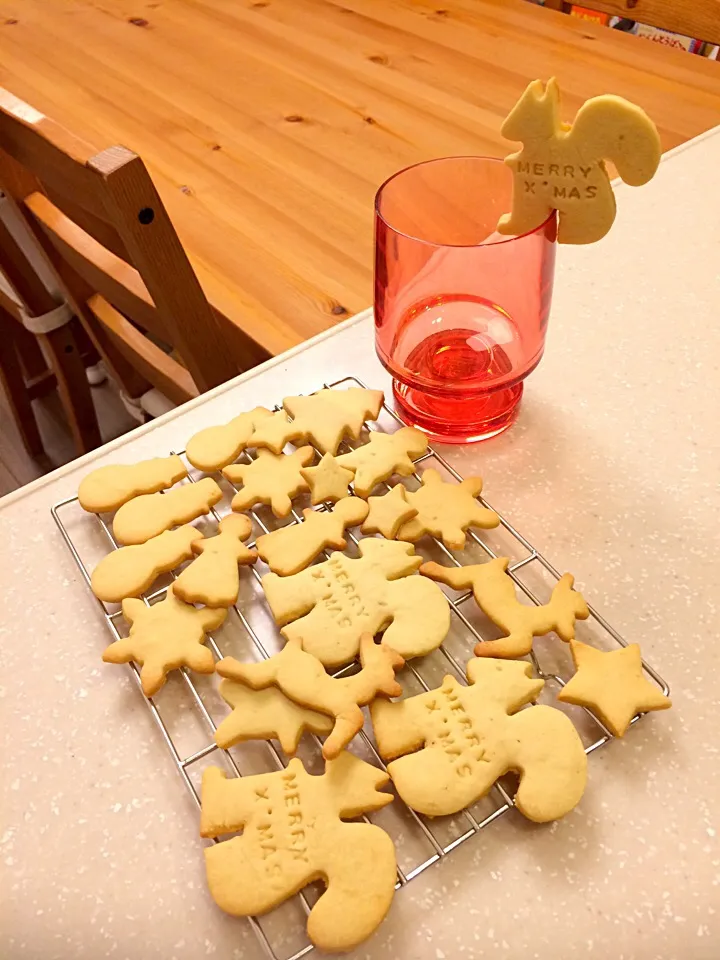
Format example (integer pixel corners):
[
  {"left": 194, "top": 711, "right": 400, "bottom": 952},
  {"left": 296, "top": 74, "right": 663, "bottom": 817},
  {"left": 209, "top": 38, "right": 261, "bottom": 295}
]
[
  {"left": 0, "top": 87, "right": 268, "bottom": 445},
  {"left": 545, "top": 1, "right": 720, "bottom": 45}
]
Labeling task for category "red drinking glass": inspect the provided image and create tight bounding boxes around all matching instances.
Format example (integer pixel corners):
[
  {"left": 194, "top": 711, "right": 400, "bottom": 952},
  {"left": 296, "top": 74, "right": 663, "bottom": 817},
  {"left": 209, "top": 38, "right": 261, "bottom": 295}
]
[{"left": 374, "top": 156, "right": 557, "bottom": 443}]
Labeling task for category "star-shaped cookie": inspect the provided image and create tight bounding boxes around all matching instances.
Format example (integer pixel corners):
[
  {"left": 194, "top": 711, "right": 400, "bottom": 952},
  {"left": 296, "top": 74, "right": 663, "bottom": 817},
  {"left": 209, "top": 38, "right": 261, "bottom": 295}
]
[
  {"left": 223, "top": 446, "right": 314, "bottom": 517},
  {"left": 300, "top": 453, "right": 354, "bottom": 504},
  {"left": 361, "top": 485, "right": 418, "bottom": 539},
  {"left": 557, "top": 640, "right": 671, "bottom": 737},
  {"left": 214, "top": 679, "right": 333, "bottom": 754}
]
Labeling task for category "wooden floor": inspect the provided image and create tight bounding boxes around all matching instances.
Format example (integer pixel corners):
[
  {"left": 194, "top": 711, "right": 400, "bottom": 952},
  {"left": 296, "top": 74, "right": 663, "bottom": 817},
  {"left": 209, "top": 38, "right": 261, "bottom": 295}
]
[
  {"left": 0, "top": 0, "right": 718, "bottom": 356},
  {"left": 0, "top": 378, "right": 137, "bottom": 496}
]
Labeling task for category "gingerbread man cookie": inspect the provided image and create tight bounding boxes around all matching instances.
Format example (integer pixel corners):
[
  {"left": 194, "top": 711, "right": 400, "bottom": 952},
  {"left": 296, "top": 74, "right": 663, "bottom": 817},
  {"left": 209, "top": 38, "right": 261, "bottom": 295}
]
[
  {"left": 200, "top": 753, "right": 396, "bottom": 953},
  {"left": 300, "top": 453, "right": 354, "bottom": 504},
  {"left": 422, "top": 558, "right": 589, "bottom": 658},
  {"left": 256, "top": 497, "right": 369, "bottom": 576},
  {"left": 498, "top": 78, "right": 661, "bottom": 244},
  {"left": 112, "top": 477, "right": 223, "bottom": 545},
  {"left": 78, "top": 455, "right": 186, "bottom": 513},
  {"left": 371, "top": 658, "right": 587, "bottom": 820},
  {"left": 215, "top": 680, "right": 333, "bottom": 753},
  {"left": 218, "top": 634, "right": 404, "bottom": 759},
  {"left": 91, "top": 524, "right": 203, "bottom": 603},
  {"left": 174, "top": 513, "right": 257, "bottom": 607},
  {"left": 336, "top": 426, "right": 428, "bottom": 498},
  {"left": 185, "top": 406, "right": 272, "bottom": 472},
  {"left": 249, "top": 387, "right": 384, "bottom": 454},
  {"left": 361, "top": 484, "right": 418, "bottom": 540},
  {"left": 397, "top": 469, "right": 499, "bottom": 550},
  {"left": 558, "top": 640, "right": 671, "bottom": 737},
  {"left": 102, "top": 586, "right": 226, "bottom": 696},
  {"left": 262, "top": 537, "right": 450, "bottom": 668},
  {"left": 223, "top": 447, "right": 314, "bottom": 517}
]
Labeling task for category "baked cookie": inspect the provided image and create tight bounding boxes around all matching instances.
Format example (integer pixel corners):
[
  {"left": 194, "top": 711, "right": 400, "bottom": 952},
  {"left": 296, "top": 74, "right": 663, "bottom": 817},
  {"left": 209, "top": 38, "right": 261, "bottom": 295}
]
[
  {"left": 557, "top": 640, "right": 671, "bottom": 736},
  {"left": 336, "top": 426, "right": 428, "bottom": 497},
  {"left": 371, "top": 658, "right": 587, "bottom": 820},
  {"left": 421, "top": 558, "right": 589, "bottom": 658},
  {"left": 397, "top": 468, "right": 499, "bottom": 550},
  {"left": 174, "top": 513, "right": 257, "bottom": 607},
  {"left": 112, "top": 477, "right": 223, "bottom": 545},
  {"left": 214, "top": 680, "right": 333, "bottom": 754},
  {"left": 78, "top": 455, "right": 186, "bottom": 513},
  {"left": 91, "top": 524, "right": 203, "bottom": 603},
  {"left": 262, "top": 537, "right": 450, "bottom": 668},
  {"left": 256, "top": 497, "right": 368, "bottom": 575},
  {"left": 218, "top": 634, "right": 403, "bottom": 759},
  {"left": 102, "top": 586, "right": 226, "bottom": 696},
  {"left": 200, "top": 753, "right": 396, "bottom": 953},
  {"left": 185, "top": 406, "right": 272, "bottom": 472},
  {"left": 361, "top": 484, "right": 418, "bottom": 540},
  {"left": 498, "top": 77, "right": 660, "bottom": 244},
  {"left": 249, "top": 387, "right": 384, "bottom": 454},
  {"left": 300, "top": 453, "right": 354, "bottom": 504},
  {"left": 223, "top": 446, "right": 314, "bottom": 517}
]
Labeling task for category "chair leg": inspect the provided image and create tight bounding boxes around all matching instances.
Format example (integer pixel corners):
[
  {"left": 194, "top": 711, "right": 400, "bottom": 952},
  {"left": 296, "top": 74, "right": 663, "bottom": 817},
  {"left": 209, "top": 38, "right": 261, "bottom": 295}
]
[
  {"left": 41, "top": 323, "right": 101, "bottom": 455},
  {"left": 0, "top": 307, "right": 44, "bottom": 458},
  {"left": 12, "top": 319, "right": 47, "bottom": 382}
]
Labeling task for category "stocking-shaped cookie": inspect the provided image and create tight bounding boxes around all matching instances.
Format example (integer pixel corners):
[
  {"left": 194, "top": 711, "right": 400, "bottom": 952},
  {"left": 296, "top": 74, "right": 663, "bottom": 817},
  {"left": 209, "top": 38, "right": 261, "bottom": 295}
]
[
  {"left": 371, "top": 658, "right": 587, "bottom": 820},
  {"left": 397, "top": 469, "right": 499, "bottom": 550},
  {"left": 102, "top": 586, "right": 226, "bottom": 695},
  {"left": 218, "top": 634, "right": 404, "bottom": 759},
  {"left": 200, "top": 753, "right": 396, "bottom": 953},
  {"left": 249, "top": 388, "right": 384, "bottom": 454},
  {"left": 112, "top": 477, "right": 223, "bottom": 545},
  {"left": 78, "top": 455, "right": 186, "bottom": 513},
  {"left": 335, "top": 427, "right": 428, "bottom": 497},
  {"left": 223, "top": 447, "right": 314, "bottom": 517},
  {"left": 256, "top": 497, "right": 369, "bottom": 575},
  {"left": 174, "top": 514, "right": 257, "bottom": 606},
  {"left": 421, "top": 558, "right": 589, "bottom": 658},
  {"left": 262, "top": 538, "right": 450, "bottom": 668},
  {"left": 185, "top": 406, "right": 272, "bottom": 472}
]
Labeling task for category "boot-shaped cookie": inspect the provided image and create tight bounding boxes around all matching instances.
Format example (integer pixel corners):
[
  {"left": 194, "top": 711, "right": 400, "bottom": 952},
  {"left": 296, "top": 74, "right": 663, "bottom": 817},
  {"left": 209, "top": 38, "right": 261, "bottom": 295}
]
[
  {"left": 371, "top": 658, "right": 587, "bottom": 821},
  {"left": 200, "top": 752, "right": 396, "bottom": 952}
]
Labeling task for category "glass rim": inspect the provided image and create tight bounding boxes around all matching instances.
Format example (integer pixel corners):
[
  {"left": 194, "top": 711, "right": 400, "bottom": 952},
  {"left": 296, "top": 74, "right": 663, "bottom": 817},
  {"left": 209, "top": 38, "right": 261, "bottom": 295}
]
[{"left": 374, "top": 155, "right": 556, "bottom": 249}]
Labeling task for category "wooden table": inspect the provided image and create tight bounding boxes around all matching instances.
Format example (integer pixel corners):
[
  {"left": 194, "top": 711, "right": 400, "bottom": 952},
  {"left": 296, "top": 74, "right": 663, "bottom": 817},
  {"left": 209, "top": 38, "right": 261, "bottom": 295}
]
[
  {"left": 1, "top": 126, "right": 720, "bottom": 960},
  {"left": 0, "top": 0, "right": 718, "bottom": 357}
]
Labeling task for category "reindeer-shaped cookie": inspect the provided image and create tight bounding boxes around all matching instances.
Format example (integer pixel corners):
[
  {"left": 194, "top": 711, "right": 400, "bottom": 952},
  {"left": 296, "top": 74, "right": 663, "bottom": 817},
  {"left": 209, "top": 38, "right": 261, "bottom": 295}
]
[
  {"left": 498, "top": 78, "right": 660, "bottom": 244},
  {"left": 370, "top": 658, "right": 587, "bottom": 820},
  {"left": 422, "top": 558, "right": 589, "bottom": 658},
  {"left": 217, "top": 633, "right": 404, "bottom": 758},
  {"left": 200, "top": 753, "right": 396, "bottom": 952}
]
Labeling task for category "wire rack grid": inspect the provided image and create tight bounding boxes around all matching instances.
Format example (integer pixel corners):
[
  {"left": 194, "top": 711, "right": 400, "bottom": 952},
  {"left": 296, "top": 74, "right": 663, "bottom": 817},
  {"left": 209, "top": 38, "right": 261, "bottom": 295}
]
[{"left": 51, "top": 376, "right": 669, "bottom": 960}]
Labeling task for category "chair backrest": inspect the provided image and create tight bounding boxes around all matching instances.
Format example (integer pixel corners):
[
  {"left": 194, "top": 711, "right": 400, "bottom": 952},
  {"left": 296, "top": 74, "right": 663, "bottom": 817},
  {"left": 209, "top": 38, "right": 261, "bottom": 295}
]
[
  {"left": 0, "top": 87, "right": 253, "bottom": 400},
  {"left": 550, "top": 1, "right": 720, "bottom": 45}
]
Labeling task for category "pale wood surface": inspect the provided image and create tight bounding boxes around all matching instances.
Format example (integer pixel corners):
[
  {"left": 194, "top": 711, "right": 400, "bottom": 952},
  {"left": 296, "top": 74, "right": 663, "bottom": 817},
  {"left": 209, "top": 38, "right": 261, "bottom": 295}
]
[{"left": 0, "top": 0, "right": 718, "bottom": 353}]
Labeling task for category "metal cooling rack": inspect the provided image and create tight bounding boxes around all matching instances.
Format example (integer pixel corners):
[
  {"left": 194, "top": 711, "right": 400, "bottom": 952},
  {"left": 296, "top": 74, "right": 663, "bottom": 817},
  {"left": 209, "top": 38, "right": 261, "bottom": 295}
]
[{"left": 52, "top": 376, "right": 669, "bottom": 960}]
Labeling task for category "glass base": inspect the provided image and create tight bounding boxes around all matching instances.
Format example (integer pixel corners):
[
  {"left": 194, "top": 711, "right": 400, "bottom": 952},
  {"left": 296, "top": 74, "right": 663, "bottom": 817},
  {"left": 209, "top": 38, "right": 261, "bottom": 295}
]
[{"left": 392, "top": 380, "right": 523, "bottom": 444}]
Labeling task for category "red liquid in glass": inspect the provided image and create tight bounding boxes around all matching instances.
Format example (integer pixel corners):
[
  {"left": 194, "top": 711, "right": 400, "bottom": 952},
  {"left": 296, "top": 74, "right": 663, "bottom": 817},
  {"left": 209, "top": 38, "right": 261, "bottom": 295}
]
[
  {"left": 374, "top": 157, "right": 556, "bottom": 443},
  {"left": 377, "top": 293, "right": 545, "bottom": 443}
]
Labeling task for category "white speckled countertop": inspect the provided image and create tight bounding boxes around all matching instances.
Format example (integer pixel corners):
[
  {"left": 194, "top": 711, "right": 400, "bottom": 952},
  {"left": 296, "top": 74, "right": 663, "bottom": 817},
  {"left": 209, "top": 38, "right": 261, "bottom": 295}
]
[{"left": 2, "top": 127, "right": 719, "bottom": 960}]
